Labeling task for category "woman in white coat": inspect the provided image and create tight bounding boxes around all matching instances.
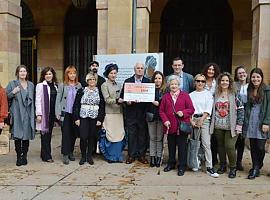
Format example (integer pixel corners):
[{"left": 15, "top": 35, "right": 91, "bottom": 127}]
[{"left": 36, "top": 67, "right": 58, "bottom": 163}]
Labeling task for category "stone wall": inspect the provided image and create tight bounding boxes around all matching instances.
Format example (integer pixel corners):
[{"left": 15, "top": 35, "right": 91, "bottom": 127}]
[{"left": 24, "top": 0, "right": 71, "bottom": 82}]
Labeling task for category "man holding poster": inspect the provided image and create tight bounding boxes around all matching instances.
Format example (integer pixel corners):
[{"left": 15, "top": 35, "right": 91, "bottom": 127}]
[{"left": 120, "top": 63, "right": 150, "bottom": 164}]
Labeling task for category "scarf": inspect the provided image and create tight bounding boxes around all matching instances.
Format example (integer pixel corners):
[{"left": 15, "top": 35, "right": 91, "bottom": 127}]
[{"left": 41, "top": 84, "right": 49, "bottom": 134}]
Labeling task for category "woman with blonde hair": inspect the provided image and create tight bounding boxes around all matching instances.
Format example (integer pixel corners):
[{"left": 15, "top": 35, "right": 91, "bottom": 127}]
[
  {"left": 73, "top": 72, "right": 105, "bottom": 165},
  {"left": 55, "top": 66, "right": 82, "bottom": 164},
  {"left": 210, "top": 72, "right": 244, "bottom": 178}
]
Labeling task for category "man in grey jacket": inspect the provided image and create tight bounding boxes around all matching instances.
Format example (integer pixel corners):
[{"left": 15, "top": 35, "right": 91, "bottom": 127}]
[{"left": 166, "top": 57, "right": 194, "bottom": 93}]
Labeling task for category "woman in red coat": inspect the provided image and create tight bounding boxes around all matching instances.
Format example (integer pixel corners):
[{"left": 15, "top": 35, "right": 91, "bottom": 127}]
[
  {"left": 160, "top": 75, "right": 194, "bottom": 176},
  {"left": 0, "top": 83, "right": 8, "bottom": 134}
]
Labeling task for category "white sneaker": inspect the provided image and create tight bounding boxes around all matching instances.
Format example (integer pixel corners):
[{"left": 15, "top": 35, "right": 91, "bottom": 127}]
[
  {"left": 192, "top": 168, "right": 199, "bottom": 172},
  {"left": 206, "top": 167, "right": 219, "bottom": 178}
]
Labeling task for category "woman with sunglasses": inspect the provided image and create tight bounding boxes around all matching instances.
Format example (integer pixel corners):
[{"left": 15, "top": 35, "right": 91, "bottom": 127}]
[
  {"left": 210, "top": 72, "right": 244, "bottom": 178},
  {"left": 189, "top": 74, "right": 219, "bottom": 178}
]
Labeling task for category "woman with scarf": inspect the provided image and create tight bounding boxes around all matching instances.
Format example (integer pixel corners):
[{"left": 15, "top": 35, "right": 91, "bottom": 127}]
[
  {"left": 99, "top": 63, "right": 126, "bottom": 163},
  {"left": 55, "top": 66, "right": 81, "bottom": 165},
  {"left": 36, "top": 67, "right": 58, "bottom": 163},
  {"left": 6, "top": 65, "right": 35, "bottom": 166}
]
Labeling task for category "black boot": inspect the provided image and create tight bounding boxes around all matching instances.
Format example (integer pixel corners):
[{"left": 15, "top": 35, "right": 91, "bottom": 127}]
[
  {"left": 16, "top": 153, "right": 22, "bottom": 166},
  {"left": 248, "top": 168, "right": 260, "bottom": 179},
  {"left": 228, "top": 167, "right": 237, "bottom": 178},
  {"left": 79, "top": 156, "right": 86, "bottom": 165},
  {"left": 150, "top": 156, "right": 155, "bottom": 167},
  {"left": 156, "top": 157, "right": 161, "bottom": 168},
  {"left": 217, "top": 164, "right": 227, "bottom": 174},
  {"left": 21, "top": 153, "right": 28, "bottom": 165},
  {"left": 21, "top": 140, "right": 29, "bottom": 166},
  {"left": 15, "top": 140, "right": 22, "bottom": 166}
]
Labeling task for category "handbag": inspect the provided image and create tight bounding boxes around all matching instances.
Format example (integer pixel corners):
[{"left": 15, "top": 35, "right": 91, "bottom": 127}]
[
  {"left": 145, "top": 112, "right": 154, "bottom": 122},
  {"left": 171, "top": 101, "right": 192, "bottom": 134},
  {"left": 187, "top": 127, "right": 201, "bottom": 169}
]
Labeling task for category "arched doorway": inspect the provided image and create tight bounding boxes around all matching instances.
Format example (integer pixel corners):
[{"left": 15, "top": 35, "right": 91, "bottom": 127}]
[
  {"left": 160, "top": 0, "right": 233, "bottom": 75},
  {"left": 21, "top": 1, "right": 38, "bottom": 83},
  {"left": 64, "top": 1, "right": 97, "bottom": 81}
]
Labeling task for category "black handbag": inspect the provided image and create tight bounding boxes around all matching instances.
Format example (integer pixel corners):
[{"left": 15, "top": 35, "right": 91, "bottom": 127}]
[
  {"left": 171, "top": 101, "right": 192, "bottom": 134},
  {"left": 145, "top": 112, "right": 154, "bottom": 122}
]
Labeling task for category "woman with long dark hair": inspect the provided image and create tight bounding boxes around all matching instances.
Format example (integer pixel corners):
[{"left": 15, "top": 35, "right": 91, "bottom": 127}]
[
  {"left": 36, "top": 66, "right": 58, "bottom": 163},
  {"left": 146, "top": 71, "right": 166, "bottom": 167},
  {"left": 55, "top": 66, "right": 81, "bottom": 164},
  {"left": 210, "top": 72, "right": 244, "bottom": 178},
  {"left": 234, "top": 66, "right": 249, "bottom": 171},
  {"left": 6, "top": 65, "right": 35, "bottom": 166},
  {"left": 243, "top": 68, "right": 270, "bottom": 179}
]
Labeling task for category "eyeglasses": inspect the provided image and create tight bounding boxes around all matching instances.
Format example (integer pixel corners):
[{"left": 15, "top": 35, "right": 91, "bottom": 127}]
[{"left": 195, "top": 80, "right": 206, "bottom": 83}]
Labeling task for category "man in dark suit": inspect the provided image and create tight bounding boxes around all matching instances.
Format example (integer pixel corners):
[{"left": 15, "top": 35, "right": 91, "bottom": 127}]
[
  {"left": 120, "top": 63, "right": 150, "bottom": 164},
  {"left": 166, "top": 57, "right": 194, "bottom": 93},
  {"left": 81, "top": 61, "right": 105, "bottom": 90}
]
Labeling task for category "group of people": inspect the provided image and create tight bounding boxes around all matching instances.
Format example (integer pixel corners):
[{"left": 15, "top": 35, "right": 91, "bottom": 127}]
[{"left": 0, "top": 57, "right": 269, "bottom": 181}]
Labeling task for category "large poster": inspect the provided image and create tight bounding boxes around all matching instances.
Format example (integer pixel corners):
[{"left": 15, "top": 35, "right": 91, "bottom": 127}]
[{"left": 94, "top": 53, "right": 163, "bottom": 85}]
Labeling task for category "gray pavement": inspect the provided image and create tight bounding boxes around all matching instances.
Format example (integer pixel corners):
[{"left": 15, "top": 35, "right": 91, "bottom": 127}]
[{"left": 0, "top": 127, "right": 270, "bottom": 200}]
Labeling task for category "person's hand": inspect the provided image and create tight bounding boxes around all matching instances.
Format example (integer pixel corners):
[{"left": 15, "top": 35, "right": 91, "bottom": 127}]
[
  {"left": 235, "top": 124, "right": 242, "bottom": 135},
  {"left": 75, "top": 120, "right": 80, "bottom": 126},
  {"left": 0, "top": 122, "right": 4, "bottom": 129},
  {"left": 118, "top": 98, "right": 124, "bottom": 104},
  {"left": 190, "top": 120, "right": 196, "bottom": 127},
  {"left": 96, "top": 121, "right": 102, "bottom": 126},
  {"left": 196, "top": 118, "right": 204, "bottom": 128},
  {"left": 127, "top": 101, "right": 132, "bottom": 105},
  {"left": 164, "top": 121, "right": 171, "bottom": 129},
  {"left": 56, "top": 115, "right": 60, "bottom": 120},
  {"left": 152, "top": 101, "right": 159, "bottom": 106},
  {"left": 12, "top": 86, "right": 20, "bottom": 94},
  {"left": 36, "top": 116, "right": 42, "bottom": 123},
  {"left": 262, "top": 125, "right": 270, "bottom": 134},
  {"left": 177, "top": 111, "right": 183, "bottom": 117}
]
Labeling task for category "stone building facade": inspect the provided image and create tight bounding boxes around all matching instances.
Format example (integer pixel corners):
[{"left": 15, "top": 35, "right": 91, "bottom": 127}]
[{"left": 0, "top": 0, "right": 269, "bottom": 85}]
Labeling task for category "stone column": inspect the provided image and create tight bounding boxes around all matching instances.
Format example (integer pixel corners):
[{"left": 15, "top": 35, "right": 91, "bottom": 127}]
[
  {"left": 251, "top": 0, "right": 270, "bottom": 83},
  {"left": 0, "top": 0, "right": 21, "bottom": 86},
  {"left": 96, "top": 0, "right": 151, "bottom": 54}
]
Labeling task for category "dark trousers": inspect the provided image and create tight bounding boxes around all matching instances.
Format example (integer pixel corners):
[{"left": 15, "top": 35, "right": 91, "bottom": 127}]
[
  {"left": 126, "top": 118, "right": 148, "bottom": 158},
  {"left": 235, "top": 135, "right": 245, "bottom": 164},
  {"left": 15, "top": 139, "right": 29, "bottom": 156},
  {"left": 211, "top": 134, "right": 218, "bottom": 165},
  {"left": 61, "top": 113, "right": 78, "bottom": 156},
  {"left": 40, "top": 119, "right": 54, "bottom": 161},
  {"left": 249, "top": 138, "right": 267, "bottom": 169},
  {"left": 167, "top": 133, "right": 188, "bottom": 170},
  {"left": 79, "top": 118, "right": 97, "bottom": 158}
]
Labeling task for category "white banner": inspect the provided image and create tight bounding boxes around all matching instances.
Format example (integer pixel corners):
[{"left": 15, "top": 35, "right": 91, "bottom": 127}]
[{"left": 94, "top": 53, "right": 163, "bottom": 85}]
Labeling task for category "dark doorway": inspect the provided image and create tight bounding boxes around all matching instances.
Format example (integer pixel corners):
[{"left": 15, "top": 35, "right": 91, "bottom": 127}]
[
  {"left": 21, "top": 1, "right": 38, "bottom": 83},
  {"left": 64, "top": 1, "right": 97, "bottom": 82},
  {"left": 160, "top": 0, "right": 233, "bottom": 76}
]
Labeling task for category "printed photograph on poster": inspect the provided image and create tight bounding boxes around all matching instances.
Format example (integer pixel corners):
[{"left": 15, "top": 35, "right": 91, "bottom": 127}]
[
  {"left": 94, "top": 53, "right": 163, "bottom": 85},
  {"left": 123, "top": 83, "right": 155, "bottom": 102}
]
